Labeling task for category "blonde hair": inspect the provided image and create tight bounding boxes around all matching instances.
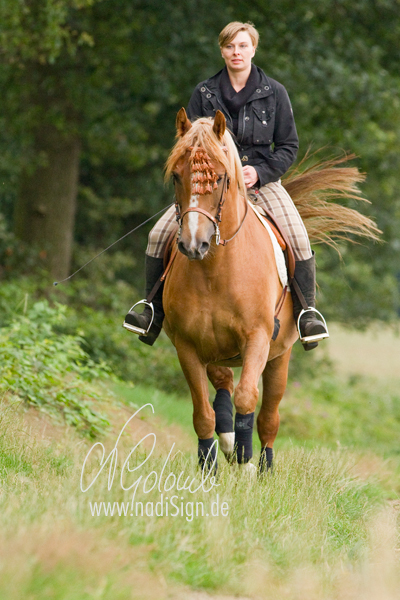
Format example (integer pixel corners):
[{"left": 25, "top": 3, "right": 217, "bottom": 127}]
[{"left": 218, "top": 21, "right": 259, "bottom": 49}]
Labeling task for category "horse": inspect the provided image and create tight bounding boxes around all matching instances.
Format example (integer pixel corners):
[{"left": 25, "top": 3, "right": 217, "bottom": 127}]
[{"left": 162, "top": 108, "right": 379, "bottom": 474}]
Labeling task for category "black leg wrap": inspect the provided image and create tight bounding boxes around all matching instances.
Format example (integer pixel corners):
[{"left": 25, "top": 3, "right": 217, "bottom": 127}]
[
  {"left": 198, "top": 437, "right": 217, "bottom": 473},
  {"left": 259, "top": 447, "right": 274, "bottom": 476},
  {"left": 213, "top": 389, "right": 233, "bottom": 434},
  {"left": 234, "top": 412, "right": 254, "bottom": 464},
  {"left": 272, "top": 317, "right": 280, "bottom": 341}
]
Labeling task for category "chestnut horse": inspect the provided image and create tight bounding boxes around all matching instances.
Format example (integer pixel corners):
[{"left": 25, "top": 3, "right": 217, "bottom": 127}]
[{"left": 162, "top": 108, "right": 379, "bottom": 474}]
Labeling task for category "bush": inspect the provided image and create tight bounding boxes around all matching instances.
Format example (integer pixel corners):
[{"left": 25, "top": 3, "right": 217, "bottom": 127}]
[
  {"left": 0, "top": 300, "right": 110, "bottom": 437},
  {"left": 0, "top": 277, "right": 188, "bottom": 396},
  {"left": 60, "top": 305, "right": 188, "bottom": 396}
]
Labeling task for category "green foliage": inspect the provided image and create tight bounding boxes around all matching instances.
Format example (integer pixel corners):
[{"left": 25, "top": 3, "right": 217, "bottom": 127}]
[
  {"left": 0, "top": 0, "right": 97, "bottom": 64},
  {"left": 316, "top": 244, "right": 400, "bottom": 326},
  {"left": 0, "top": 277, "right": 187, "bottom": 396},
  {"left": 289, "top": 338, "right": 334, "bottom": 382},
  {"left": 61, "top": 306, "right": 187, "bottom": 395},
  {"left": 0, "top": 300, "right": 110, "bottom": 436},
  {"left": 0, "top": 0, "right": 399, "bottom": 320},
  {"left": 0, "top": 212, "right": 47, "bottom": 282}
]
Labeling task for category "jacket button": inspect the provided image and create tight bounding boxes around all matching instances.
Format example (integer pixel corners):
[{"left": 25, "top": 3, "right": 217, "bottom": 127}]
[
  {"left": 201, "top": 87, "right": 206, "bottom": 92},
  {"left": 262, "top": 120, "right": 267, "bottom": 125},
  {"left": 242, "top": 155, "right": 248, "bottom": 161},
  {"left": 256, "top": 88, "right": 261, "bottom": 93},
  {"left": 206, "top": 93, "right": 211, "bottom": 98},
  {"left": 264, "top": 86, "right": 270, "bottom": 90},
  {"left": 245, "top": 116, "right": 249, "bottom": 121},
  {"left": 256, "top": 140, "right": 260, "bottom": 143}
]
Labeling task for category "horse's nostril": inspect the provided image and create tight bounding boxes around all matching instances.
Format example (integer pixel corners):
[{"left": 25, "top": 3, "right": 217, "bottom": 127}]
[
  {"left": 200, "top": 242, "right": 210, "bottom": 256},
  {"left": 178, "top": 240, "right": 186, "bottom": 254}
]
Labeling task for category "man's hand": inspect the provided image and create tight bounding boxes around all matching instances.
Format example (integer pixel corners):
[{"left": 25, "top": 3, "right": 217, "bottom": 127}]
[{"left": 242, "top": 165, "right": 259, "bottom": 188}]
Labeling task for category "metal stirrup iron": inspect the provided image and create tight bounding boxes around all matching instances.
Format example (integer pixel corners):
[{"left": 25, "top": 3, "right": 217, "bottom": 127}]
[
  {"left": 122, "top": 300, "right": 155, "bottom": 336},
  {"left": 122, "top": 244, "right": 178, "bottom": 337},
  {"left": 290, "top": 276, "right": 329, "bottom": 344},
  {"left": 296, "top": 307, "right": 329, "bottom": 344}
]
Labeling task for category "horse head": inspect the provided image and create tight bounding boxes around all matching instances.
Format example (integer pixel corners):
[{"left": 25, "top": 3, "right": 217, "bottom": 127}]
[{"left": 166, "top": 108, "right": 244, "bottom": 260}]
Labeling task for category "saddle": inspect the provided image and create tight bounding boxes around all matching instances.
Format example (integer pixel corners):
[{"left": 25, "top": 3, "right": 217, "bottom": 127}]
[
  {"left": 161, "top": 210, "right": 296, "bottom": 280},
  {"left": 255, "top": 209, "right": 295, "bottom": 280}
]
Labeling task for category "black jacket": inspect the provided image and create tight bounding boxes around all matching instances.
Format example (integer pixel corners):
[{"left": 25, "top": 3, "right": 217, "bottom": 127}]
[{"left": 186, "top": 65, "right": 299, "bottom": 187}]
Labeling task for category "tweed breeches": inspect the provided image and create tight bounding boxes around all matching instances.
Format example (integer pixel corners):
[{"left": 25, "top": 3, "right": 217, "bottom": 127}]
[{"left": 146, "top": 180, "right": 312, "bottom": 261}]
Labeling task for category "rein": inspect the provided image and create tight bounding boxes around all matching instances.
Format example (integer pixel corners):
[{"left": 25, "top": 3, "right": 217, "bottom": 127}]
[{"left": 53, "top": 202, "right": 174, "bottom": 286}]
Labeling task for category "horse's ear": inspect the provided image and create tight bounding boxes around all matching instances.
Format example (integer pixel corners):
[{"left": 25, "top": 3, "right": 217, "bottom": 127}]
[
  {"left": 213, "top": 110, "right": 226, "bottom": 140},
  {"left": 176, "top": 108, "right": 192, "bottom": 137}
]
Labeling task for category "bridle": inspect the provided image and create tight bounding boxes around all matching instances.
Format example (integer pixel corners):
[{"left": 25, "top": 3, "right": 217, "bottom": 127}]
[{"left": 174, "top": 150, "right": 249, "bottom": 247}]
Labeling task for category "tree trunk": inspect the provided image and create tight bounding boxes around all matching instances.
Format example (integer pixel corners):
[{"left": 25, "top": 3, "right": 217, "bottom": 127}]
[{"left": 14, "top": 124, "right": 80, "bottom": 280}]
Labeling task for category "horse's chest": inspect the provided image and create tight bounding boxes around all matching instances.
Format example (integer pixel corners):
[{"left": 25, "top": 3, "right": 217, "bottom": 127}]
[{"left": 164, "top": 284, "right": 238, "bottom": 355}]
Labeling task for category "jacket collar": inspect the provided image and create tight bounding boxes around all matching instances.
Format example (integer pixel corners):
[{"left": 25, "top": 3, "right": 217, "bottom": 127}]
[{"left": 205, "top": 65, "right": 274, "bottom": 101}]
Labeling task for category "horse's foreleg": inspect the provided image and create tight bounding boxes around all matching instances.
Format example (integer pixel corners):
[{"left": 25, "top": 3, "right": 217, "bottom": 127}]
[
  {"left": 258, "top": 348, "right": 292, "bottom": 474},
  {"left": 175, "top": 340, "right": 216, "bottom": 469},
  {"left": 234, "top": 334, "right": 270, "bottom": 465},
  {"left": 207, "top": 365, "right": 234, "bottom": 458}
]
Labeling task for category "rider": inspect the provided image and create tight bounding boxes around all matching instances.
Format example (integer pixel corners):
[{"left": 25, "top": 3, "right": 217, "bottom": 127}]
[{"left": 124, "top": 21, "right": 329, "bottom": 351}]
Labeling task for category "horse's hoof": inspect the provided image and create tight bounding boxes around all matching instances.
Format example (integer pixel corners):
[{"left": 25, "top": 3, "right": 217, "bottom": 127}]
[{"left": 218, "top": 432, "right": 235, "bottom": 455}]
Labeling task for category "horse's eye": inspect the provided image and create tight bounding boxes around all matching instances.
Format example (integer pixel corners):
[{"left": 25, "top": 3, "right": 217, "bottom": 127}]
[
  {"left": 172, "top": 172, "right": 180, "bottom": 183},
  {"left": 216, "top": 175, "right": 224, "bottom": 183}
]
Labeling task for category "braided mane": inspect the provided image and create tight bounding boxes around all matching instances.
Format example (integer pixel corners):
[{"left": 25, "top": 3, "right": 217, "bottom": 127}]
[
  {"left": 165, "top": 117, "right": 247, "bottom": 197},
  {"left": 189, "top": 148, "right": 219, "bottom": 195}
]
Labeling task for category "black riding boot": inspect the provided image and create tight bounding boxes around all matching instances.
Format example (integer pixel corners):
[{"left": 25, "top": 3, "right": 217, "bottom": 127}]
[
  {"left": 291, "top": 253, "right": 329, "bottom": 351},
  {"left": 123, "top": 255, "right": 165, "bottom": 346}
]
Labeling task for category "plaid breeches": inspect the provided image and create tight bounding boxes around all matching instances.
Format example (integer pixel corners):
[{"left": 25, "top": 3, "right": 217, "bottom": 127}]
[{"left": 146, "top": 180, "right": 312, "bottom": 260}]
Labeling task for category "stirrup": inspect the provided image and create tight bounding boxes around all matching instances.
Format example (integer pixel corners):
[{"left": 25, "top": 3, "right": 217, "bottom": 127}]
[
  {"left": 122, "top": 300, "right": 154, "bottom": 336},
  {"left": 297, "top": 307, "right": 329, "bottom": 343}
]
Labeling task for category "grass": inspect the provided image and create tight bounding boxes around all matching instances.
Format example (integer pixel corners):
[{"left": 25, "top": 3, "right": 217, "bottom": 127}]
[
  {"left": 0, "top": 315, "right": 399, "bottom": 599},
  {"left": 113, "top": 381, "right": 196, "bottom": 439},
  {"left": 325, "top": 322, "right": 400, "bottom": 380},
  {"left": 280, "top": 374, "right": 400, "bottom": 452},
  {"left": 0, "top": 369, "right": 399, "bottom": 600}
]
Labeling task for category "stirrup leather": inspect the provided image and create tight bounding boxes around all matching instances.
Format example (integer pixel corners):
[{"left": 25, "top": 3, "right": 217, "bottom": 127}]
[
  {"left": 122, "top": 300, "right": 154, "bottom": 336},
  {"left": 297, "top": 307, "right": 329, "bottom": 343}
]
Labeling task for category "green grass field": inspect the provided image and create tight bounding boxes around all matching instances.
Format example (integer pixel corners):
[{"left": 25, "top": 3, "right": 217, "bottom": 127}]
[
  {"left": 325, "top": 323, "right": 400, "bottom": 381},
  {"left": 0, "top": 325, "right": 399, "bottom": 599}
]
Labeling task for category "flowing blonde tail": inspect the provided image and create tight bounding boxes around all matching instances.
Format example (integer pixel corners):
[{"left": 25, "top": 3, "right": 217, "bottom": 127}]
[{"left": 282, "top": 153, "right": 381, "bottom": 249}]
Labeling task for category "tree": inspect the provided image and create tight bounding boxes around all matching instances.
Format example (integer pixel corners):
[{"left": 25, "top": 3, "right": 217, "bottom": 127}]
[
  {"left": 0, "top": 0, "right": 98, "bottom": 278},
  {"left": 0, "top": 0, "right": 229, "bottom": 279},
  {"left": 0, "top": 0, "right": 399, "bottom": 322}
]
